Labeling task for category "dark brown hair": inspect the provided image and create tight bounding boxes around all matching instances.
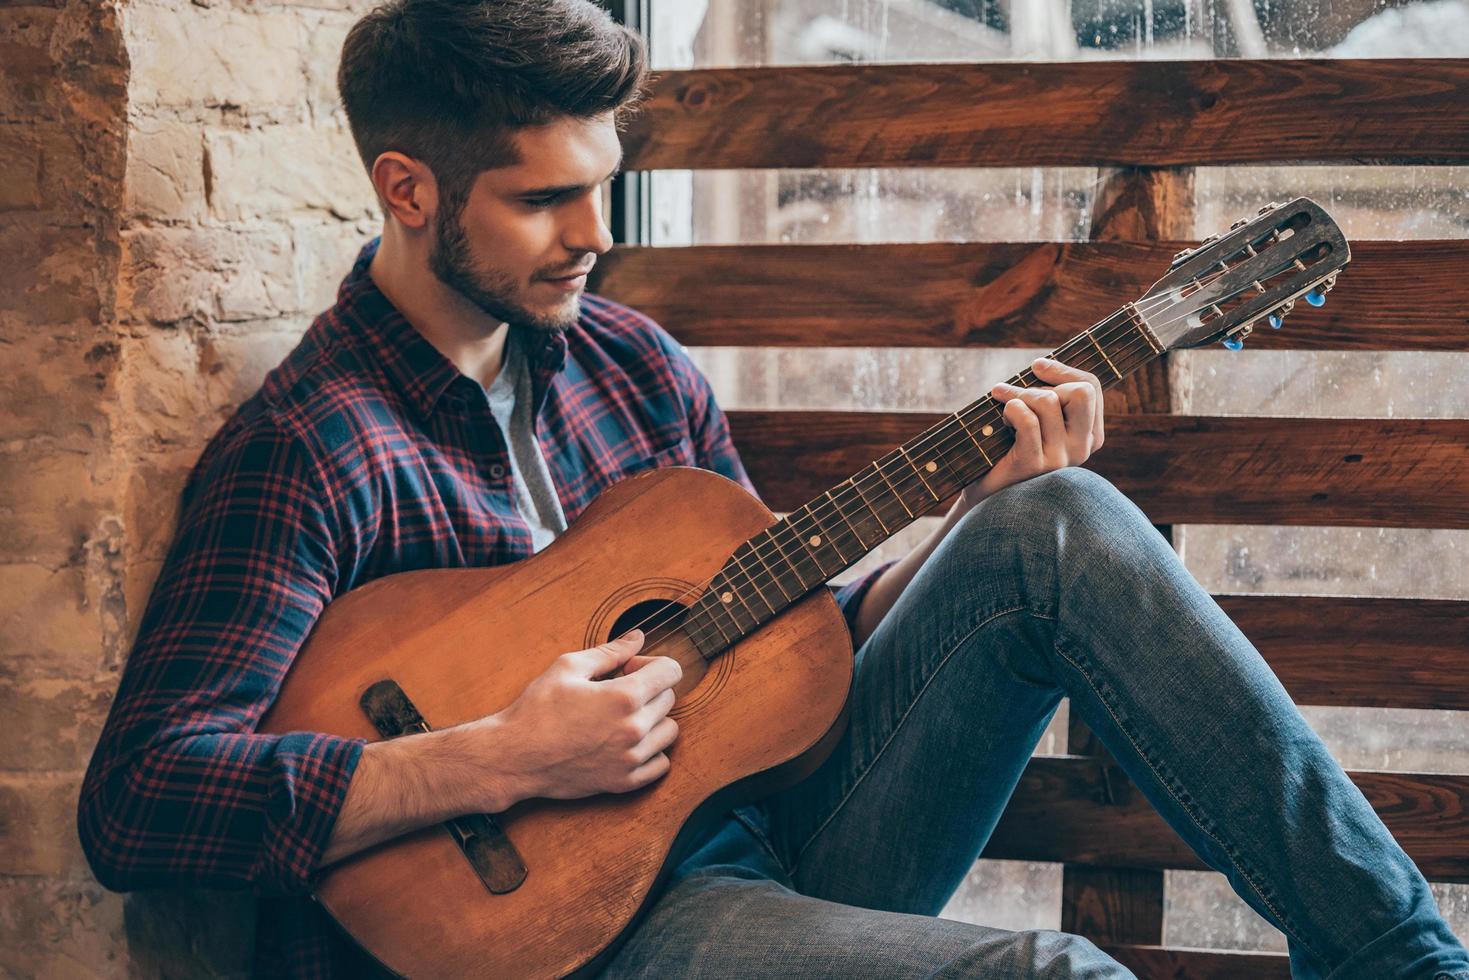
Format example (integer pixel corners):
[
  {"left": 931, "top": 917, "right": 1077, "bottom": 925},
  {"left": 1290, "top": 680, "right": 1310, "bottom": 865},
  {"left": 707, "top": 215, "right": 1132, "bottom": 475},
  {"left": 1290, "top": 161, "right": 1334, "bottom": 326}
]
[{"left": 338, "top": 0, "right": 648, "bottom": 211}]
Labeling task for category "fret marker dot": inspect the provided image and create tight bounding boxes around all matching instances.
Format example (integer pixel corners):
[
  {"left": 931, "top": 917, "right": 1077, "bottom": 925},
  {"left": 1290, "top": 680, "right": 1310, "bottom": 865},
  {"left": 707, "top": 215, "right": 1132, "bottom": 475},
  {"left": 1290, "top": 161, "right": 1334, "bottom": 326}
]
[
  {"left": 925, "top": 461, "right": 937, "bottom": 472},
  {"left": 809, "top": 535, "right": 822, "bottom": 547},
  {"left": 981, "top": 425, "right": 994, "bottom": 437},
  {"left": 721, "top": 592, "right": 733, "bottom": 603}
]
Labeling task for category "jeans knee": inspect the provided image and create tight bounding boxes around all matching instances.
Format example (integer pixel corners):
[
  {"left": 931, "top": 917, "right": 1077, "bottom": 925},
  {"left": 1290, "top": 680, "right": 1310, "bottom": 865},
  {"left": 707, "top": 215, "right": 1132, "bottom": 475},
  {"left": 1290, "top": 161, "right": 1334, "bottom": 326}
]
[
  {"left": 1026, "top": 929, "right": 1129, "bottom": 978},
  {"left": 961, "top": 467, "right": 1132, "bottom": 554}
]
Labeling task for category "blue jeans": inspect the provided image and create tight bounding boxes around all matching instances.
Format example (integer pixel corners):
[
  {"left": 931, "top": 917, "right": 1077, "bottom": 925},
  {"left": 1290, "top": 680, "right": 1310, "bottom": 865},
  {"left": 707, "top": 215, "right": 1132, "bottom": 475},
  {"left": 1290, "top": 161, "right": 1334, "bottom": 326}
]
[{"left": 600, "top": 468, "right": 1469, "bottom": 979}]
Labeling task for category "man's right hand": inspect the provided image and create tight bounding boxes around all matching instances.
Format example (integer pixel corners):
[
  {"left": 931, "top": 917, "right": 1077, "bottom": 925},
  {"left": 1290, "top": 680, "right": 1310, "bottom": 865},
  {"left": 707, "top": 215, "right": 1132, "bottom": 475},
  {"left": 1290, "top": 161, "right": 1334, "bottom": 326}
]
[
  {"left": 485, "top": 628, "right": 683, "bottom": 803},
  {"left": 320, "top": 629, "right": 682, "bottom": 869}
]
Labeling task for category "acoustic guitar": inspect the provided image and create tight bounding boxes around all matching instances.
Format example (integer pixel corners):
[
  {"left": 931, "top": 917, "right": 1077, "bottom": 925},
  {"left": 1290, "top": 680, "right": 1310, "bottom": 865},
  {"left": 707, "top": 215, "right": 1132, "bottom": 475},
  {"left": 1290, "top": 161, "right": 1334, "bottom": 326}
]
[{"left": 260, "top": 197, "right": 1350, "bottom": 977}]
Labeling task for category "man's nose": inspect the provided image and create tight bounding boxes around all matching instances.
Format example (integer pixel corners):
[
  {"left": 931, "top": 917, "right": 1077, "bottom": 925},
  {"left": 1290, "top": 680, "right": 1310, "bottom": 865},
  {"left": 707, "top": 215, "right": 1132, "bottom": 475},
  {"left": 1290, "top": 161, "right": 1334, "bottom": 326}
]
[{"left": 562, "top": 192, "right": 614, "bottom": 256}]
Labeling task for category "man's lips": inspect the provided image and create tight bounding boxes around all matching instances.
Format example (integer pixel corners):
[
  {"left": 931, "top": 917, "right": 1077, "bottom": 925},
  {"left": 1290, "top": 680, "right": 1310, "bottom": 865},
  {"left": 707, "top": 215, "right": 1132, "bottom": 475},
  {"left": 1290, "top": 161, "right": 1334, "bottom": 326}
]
[{"left": 542, "top": 265, "right": 594, "bottom": 282}]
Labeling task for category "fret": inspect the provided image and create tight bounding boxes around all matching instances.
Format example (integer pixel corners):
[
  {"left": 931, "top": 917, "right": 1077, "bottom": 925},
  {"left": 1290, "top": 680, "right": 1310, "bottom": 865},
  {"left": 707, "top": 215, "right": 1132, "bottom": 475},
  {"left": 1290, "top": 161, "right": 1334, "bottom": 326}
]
[
  {"left": 801, "top": 500, "right": 852, "bottom": 567},
  {"left": 781, "top": 515, "right": 833, "bottom": 584},
  {"left": 1082, "top": 326, "right": 1122, "bottom": 382},
  {"left": 954, "top": 412, "right": 995, "bottom": 468},
  {"left": 898, "top": 445, "right": 941, "bottom": 501},
  {"left": 822, "top": 489, "right": 864, "bottom": 560},
  {"left": 746, "top": 535, "right": 795, "bottom": 602},
  {"left": 729, "top": 550, "right": 777, "bottom": 615},
  {"left": 850, "top": 472, "right": 891, "bottom": 535},
  {"left": 686, "top": 609, "right": 723, "bottom": 659},
  {"left": 874, "top": 459, "right": 917, "bottom": 519},
  {"left": 711, "top": 570, "right": 760, "bottom": 632},
  {"left": 699, "top": 594, "right": 735, "bottom": 644},
  {"left": 773, "top": 520, "right": 826, "bottom": 590},
  {"left": 1124, "top": 303, "right": 1165, "bottom": 355}
]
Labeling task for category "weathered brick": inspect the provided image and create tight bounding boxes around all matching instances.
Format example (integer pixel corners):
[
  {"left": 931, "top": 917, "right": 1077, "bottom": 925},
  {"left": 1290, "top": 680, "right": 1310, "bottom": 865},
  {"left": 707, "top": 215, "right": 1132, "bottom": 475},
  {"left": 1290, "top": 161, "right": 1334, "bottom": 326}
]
[
  {"left": 293, "top": 218, "right": 375, "bottom": 313},
  {"left": 205, "top": 119, "right": 375, "bottom": 222},
  {"left": 0, "top": 773, "right": 89, "bottom": 875},
  {"left": 122, "top": 226, "right": 302, "bottom": 324},
  {"left": 0, "top": 562, "right": 114, "bottom": 682},
  {"left": 0, "top": 126, "right": 41, "bottom": 211},
  {"left": 302, "top": 10, "right": 356, "bottom": 113},
  {"left": 125, "top": 114, "right": 206, "bottom": 221},
  {"left": 126, "top": 3, "right": 305, "bottom": 108},
  {"left": 0, "top": 680, "right": 112, "bottom": 773},
  {"left": 0, "top": 876, "right": 126, "bottom": 979},
  {"left": 0, "top": 7, "right": 63, "bottom": 123},
  {"left": 0, "top": 220, "right": 115, "bottom": 324},
  {"left": 0, "top": 445, "right": 118, "bottom": 568}
]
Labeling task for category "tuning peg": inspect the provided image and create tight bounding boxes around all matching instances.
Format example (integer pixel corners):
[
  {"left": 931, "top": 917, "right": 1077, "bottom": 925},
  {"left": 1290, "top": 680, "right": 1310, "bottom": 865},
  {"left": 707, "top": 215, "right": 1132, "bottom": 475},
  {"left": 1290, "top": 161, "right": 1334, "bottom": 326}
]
[
  {"left": 1231, "top": 218, "right": 1249, "bottom": 230},
  {"left": 1268, "top": 313, "right": 1284, "bottom": 329},
  {"left": 1222, "top": 336, "right": 1245, "bottom": 350},
  {"left": 1305, "top": 287, "right": 1326, "bottom": 307}
]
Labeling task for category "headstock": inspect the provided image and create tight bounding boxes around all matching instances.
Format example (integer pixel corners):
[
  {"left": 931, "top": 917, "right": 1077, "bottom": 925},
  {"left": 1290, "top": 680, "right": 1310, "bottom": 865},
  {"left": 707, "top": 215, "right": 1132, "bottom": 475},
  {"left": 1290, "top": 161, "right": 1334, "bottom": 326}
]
[{"left": 1137, "top": 197, "right": 1350, "bottom": 352}]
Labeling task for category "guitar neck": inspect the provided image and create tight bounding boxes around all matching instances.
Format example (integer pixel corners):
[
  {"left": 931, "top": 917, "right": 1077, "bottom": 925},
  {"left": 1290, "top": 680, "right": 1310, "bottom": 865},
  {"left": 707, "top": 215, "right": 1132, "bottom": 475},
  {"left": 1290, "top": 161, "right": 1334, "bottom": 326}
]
[{"left": 684, "top": 304, "right": 1165, "bottom": 660}]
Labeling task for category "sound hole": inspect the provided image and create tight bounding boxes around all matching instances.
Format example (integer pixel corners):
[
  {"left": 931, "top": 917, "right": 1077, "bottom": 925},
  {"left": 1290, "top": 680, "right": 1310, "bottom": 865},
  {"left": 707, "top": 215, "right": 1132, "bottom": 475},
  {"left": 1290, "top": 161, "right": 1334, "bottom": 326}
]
[{"left": 606, "top": 599, "right": 710, "bottom": 702}]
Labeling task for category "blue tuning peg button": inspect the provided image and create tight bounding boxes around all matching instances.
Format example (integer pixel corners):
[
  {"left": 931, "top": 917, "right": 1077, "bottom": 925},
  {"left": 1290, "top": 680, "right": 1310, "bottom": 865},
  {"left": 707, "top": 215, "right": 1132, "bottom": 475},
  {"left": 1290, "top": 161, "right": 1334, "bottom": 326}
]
[
  {"left": 1222, "top": 336, "right": 1245, "bottom": 350},
  {"left": 1305, "top": 288, "right": 1326, "bottom": 307},
  {"left": 1268, "top": 313, "right": 1283, "bottom": 329}
]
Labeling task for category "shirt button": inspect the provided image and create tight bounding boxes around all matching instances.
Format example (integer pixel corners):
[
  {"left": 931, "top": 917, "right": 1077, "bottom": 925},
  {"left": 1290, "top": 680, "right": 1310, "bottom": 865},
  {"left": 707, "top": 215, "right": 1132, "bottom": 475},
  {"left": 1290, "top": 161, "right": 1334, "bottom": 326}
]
[{"left": 489, "top": 463, "right": 506, "bottom": 479}]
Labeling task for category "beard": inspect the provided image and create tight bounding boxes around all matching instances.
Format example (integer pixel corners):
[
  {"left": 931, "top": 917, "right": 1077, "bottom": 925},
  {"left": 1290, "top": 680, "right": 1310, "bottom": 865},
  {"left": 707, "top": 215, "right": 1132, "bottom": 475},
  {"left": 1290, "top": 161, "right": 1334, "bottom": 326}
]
[{"left": 428, "top": 203, "right": 581, "bottom": 334}]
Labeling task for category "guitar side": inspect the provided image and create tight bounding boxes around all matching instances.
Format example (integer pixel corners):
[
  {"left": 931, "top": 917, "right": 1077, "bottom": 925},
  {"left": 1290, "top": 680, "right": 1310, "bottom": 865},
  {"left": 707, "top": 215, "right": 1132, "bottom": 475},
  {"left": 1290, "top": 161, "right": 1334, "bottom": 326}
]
[{"left": 259, "top": 466, "right": 855, "bottom": 978}]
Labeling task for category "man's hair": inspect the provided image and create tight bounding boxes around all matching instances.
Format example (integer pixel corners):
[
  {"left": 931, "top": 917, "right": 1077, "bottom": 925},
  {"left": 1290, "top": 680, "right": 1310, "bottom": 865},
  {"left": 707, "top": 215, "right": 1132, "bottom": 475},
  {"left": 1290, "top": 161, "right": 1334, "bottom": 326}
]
[{"left": 339, "top": 0, "right": 648, "bottom": 211}]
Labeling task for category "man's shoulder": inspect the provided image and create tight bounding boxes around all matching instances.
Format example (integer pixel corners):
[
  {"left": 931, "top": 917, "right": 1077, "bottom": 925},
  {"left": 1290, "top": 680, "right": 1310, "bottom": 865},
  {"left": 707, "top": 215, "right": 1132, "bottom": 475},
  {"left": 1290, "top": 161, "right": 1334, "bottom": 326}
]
[{"left": 195, "top": 310, "right": 405, "bottom": 489}]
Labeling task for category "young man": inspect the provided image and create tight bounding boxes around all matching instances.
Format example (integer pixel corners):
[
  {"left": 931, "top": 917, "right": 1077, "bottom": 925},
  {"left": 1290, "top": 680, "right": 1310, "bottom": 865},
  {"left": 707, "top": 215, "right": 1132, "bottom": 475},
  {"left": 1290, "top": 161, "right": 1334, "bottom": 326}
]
[{"left": 79, "top": 1, "right": 1468, "bottom": 977}]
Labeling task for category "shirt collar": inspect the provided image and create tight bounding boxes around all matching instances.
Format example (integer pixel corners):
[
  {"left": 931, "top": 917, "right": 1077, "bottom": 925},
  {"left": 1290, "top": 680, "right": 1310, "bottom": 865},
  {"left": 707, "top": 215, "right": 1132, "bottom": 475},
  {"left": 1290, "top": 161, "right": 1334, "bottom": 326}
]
[{"left": 336, "top": 238, "right": 570, "bottom": 419}]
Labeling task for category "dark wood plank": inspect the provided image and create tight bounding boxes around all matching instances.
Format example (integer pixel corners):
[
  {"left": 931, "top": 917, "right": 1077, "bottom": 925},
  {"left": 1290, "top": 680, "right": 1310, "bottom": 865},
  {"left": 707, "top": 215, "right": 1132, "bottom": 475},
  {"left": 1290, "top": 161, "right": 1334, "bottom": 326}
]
[
  {"left": 1217, "top": 596, "right": 1469, "bottom": 711},
  {"left": 623, "top": 60, "right": 1469, "bottom": 169},
  {"left": 1099, "top": 944, "right": 1290, "bottom": 979},
  {"left": 726, "top": 412, "right": 1469, "bottom": 528},
  {"left": 592, "top": 240, "right": 1469, "bottom": 351},
  {"left": 1063, "top": 868, "right": 1165, "bottom": 945},
  {"left": 983, "top": 757, "right": 1469, "bottom": 881}
]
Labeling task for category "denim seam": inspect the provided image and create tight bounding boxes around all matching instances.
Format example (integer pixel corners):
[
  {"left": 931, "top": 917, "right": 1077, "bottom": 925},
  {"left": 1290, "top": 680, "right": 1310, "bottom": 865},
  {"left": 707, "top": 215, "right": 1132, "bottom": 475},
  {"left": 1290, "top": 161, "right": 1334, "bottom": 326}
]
[
  {"left": 786, "top": 602, "right": 1033, "bottom": 875},
  {"left": 731, "top": 805, "right": 786, "bottom": 872},
  {"left": 1049, "top": 634, "right": 1325, "bottom": 965}
]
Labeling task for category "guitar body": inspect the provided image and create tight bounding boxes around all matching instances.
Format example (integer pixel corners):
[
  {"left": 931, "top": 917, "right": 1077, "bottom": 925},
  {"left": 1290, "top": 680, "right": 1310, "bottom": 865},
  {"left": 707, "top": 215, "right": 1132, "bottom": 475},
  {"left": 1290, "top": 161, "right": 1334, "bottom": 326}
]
[{"left": 259, "top": 466, "right": 855, "bottom": 978}]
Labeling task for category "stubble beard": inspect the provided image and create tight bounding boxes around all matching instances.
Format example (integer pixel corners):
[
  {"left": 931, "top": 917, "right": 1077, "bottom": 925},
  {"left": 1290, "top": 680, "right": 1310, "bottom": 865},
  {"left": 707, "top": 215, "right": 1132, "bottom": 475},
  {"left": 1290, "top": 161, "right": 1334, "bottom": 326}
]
[{"left": 428, "top": 203, "right": 580, "bottom": 334}]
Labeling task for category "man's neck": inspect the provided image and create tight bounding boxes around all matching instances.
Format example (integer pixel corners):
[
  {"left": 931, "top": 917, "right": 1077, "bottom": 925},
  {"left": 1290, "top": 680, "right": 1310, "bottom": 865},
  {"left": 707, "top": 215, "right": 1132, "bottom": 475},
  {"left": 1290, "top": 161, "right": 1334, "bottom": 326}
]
[{"left": 368, "top": 231, "right": 510, "bottom": 390}]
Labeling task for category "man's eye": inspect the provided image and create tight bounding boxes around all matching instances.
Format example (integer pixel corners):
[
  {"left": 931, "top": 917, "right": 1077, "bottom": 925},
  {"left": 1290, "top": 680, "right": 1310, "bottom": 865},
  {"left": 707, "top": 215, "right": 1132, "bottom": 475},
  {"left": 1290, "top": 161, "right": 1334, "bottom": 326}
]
[{"left": 524, "top": 195, "right": 560, "bottom": 208}]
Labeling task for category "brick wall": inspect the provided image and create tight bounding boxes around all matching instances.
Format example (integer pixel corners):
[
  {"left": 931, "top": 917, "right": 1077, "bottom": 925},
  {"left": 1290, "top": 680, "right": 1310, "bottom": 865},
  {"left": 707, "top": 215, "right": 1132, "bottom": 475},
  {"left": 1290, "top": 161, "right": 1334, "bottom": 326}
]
[{"left": 1, "top": 0, "right": 380, "bottom": 972}]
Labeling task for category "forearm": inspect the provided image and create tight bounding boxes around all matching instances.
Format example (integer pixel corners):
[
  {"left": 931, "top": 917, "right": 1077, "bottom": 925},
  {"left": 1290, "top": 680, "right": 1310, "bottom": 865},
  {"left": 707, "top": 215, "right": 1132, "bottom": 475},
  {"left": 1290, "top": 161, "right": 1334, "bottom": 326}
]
[
  {"left": 319, "top": 715, "right": 528, "bottom": 868},
  {"left": 850, "top": 490, "right": 988, "bottom": 648}
]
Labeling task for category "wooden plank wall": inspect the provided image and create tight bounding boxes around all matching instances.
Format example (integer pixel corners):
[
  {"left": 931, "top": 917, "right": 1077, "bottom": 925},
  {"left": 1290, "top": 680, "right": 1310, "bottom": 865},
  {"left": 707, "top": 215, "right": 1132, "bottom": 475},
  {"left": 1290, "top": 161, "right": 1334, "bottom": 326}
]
[{"left": 592, "top": 59, "right": 1469, "bottom": 979}]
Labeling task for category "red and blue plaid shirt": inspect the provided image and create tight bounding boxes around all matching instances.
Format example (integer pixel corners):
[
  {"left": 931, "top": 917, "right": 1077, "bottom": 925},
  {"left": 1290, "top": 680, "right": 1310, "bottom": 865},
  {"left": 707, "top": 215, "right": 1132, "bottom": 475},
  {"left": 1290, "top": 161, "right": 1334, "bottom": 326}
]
[{"left": 78, "top": 239, "right": 886, "bottom": 977}]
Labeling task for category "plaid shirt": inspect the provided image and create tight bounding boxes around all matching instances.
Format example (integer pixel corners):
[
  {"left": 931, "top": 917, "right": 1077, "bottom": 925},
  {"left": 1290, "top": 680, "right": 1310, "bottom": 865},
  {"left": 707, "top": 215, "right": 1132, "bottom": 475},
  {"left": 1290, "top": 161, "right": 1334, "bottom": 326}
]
[{"left": 78, "top": 239, "right": 888, "bottom": 978}]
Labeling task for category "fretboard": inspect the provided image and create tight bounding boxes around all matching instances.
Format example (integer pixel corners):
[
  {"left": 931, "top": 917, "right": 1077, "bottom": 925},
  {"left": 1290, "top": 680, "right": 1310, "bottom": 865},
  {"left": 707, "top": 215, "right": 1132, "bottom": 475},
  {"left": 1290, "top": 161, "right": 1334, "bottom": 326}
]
[{"left": 683, "top": 304, "right": 1164, "bottom": 660}]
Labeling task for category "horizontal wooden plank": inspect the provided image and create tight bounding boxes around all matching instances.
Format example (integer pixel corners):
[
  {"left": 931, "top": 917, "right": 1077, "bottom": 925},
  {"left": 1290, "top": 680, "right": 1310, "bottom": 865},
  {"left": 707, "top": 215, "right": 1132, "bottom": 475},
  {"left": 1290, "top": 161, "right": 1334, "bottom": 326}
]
[
  {"left": 1100, "top": 944, "right": 1289, "bottom": 979},
  {"left": 623, "top": 60, "right": 1469, "bottom": 169},
  {"left": 592, "top": 241, "right": 1469, "bottom": 351},
  {"left": 726, "top": 412, "right": 1469, "bottom": 528},
  {"left": 1216, "top": 596, "right": 1469, "bottom": 712},
  {"left": 983, "top": 756, "right": 1469, "bottom": 881}
]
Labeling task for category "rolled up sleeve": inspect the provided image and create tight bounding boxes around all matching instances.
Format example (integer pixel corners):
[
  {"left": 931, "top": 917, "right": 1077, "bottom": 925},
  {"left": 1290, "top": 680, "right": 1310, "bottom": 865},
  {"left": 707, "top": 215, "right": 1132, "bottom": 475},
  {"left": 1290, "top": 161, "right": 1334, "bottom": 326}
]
[{"left": 78, "top": 419, "right": 365, "bottom": 895}]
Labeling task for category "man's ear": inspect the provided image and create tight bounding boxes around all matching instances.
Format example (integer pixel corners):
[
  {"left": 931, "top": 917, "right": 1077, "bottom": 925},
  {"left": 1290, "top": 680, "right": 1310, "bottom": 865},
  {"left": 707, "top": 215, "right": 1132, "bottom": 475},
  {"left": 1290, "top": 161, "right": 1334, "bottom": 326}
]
[{"left": 370, "top": 152, "right": 438, "bottom": 230}]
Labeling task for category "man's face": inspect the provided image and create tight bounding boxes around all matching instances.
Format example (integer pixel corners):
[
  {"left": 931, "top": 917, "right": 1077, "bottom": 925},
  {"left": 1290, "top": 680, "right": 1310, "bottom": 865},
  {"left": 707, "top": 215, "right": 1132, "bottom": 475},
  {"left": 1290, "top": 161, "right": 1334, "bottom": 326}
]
[{"left": 428, "top": 113, "right": 621, "bottom": 333}]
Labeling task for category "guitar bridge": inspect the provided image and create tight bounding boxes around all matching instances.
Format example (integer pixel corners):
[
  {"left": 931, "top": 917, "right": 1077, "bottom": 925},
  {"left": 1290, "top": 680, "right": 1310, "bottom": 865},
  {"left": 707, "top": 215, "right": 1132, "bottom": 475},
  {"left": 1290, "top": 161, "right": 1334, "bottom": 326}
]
[{"left": 359, "top": 680, "right": 528, "bottom": 894}]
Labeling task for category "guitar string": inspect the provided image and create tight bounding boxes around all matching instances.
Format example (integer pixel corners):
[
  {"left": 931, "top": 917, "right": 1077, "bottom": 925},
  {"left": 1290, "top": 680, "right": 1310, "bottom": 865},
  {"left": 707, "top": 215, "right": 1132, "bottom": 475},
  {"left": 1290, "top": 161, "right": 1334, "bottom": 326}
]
[
  {"left": 602, "top": 256, "right": 1321, "bottom": 661},
  {"left": 604, "top": 306, "right": 1163, "bottom": 660},
  {"left": 665, "top": 261, "right": 1291, "bottom": 651},
  {"left": 614, "top": 265, "right": 1292, "bottom": 661}
]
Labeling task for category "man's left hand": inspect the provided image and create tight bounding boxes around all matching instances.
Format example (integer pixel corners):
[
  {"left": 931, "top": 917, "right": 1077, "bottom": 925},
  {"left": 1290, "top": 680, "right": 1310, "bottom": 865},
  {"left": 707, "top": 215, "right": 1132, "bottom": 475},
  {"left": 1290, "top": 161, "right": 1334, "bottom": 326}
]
[{"left": 959, "top": 356, "right": 1106, "bottom": 509}]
